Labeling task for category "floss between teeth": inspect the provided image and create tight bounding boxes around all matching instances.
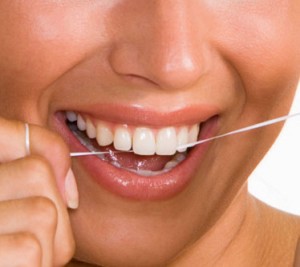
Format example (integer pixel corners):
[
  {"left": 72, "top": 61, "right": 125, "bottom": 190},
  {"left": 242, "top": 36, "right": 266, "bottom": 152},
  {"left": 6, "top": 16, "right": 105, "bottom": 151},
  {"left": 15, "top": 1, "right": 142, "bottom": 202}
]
[{"left": 70, "top": 112, "right": 300, "bottom": 157}]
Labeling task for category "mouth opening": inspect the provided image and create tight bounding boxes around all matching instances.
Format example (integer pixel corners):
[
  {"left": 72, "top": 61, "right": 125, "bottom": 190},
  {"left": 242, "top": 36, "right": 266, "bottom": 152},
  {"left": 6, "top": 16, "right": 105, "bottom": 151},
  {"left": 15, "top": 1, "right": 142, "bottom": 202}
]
[
  {"left": 66, "top": 114, "right": 204, "bottom": 176},
  {"left": 67, "top": 121, "right": 193, "bottom": 176}
]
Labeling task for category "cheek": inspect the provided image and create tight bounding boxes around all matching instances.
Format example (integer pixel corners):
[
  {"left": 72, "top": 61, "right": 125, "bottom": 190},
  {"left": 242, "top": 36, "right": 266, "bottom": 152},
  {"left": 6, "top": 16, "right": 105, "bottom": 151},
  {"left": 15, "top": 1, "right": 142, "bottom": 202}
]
[
  {"left": 211, "top": 2, "right": 300, "bottom": 106},
  {"left": 0, "top": 2, "right": 110, "bottom": 119}
]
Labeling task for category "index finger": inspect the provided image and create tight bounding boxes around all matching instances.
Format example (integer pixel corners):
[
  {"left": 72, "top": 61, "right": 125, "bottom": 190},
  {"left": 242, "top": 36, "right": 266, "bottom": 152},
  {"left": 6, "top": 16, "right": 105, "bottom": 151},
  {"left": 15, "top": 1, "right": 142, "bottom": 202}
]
[{"left": 0, "top": 117, "right": 72, "bottom": 203}]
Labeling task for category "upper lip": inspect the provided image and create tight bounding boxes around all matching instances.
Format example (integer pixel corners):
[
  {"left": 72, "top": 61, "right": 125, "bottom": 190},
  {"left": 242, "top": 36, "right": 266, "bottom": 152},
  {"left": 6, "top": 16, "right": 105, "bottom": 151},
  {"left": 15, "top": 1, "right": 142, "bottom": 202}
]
[{"left": 65, "top": 102, "right": 220, "bottom": 126}]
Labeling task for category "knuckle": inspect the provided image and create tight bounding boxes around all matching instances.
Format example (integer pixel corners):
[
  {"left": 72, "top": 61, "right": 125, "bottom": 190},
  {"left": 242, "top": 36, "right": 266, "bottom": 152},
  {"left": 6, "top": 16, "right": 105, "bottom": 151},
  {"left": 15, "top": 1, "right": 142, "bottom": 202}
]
[
  {"left": 44, "top": 130, "right": 70, "bottom": 160},
  {"left": 29, "top": 197, "right": 58, "bottom": 231},
  {"left": 55, "top": 239, "right": 75, "bottom": 267},
  {"left": 25, "top": 156, "right": 54, "bottom": 184},
  {"left": 64, "top": 236, "right": 76, "bottom": 261},
  {"left": 14, "top": 232, "right": 42, "bottom": 267}
]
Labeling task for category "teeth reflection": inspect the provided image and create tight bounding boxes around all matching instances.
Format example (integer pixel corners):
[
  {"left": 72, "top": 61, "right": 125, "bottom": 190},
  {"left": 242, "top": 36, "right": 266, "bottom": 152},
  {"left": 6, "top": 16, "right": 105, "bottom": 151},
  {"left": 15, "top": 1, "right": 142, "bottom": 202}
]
[
  {"left": 114, "top": 126, "right": 132, "bottom": 151},
  {"left": 133, "top": 127, "right": 156, "bottom": 155},
  {"left": 77, "top": 115, "right": 86, "bottom": 131},
  {"left": 156, "top": 127, "right": 177, "bottom": 155},
  {"left": 177, "top": 127, "right": 189, "bottom": 152},
  {"left": 188, "top": 124, "right": 200, "bottom": 143},
  {"left": 66, "top": 111, "right": 77, "bottom": 122},
  {"left": 86, "top": 119, "right": 96, "bottom": 139},
  {"left": 96, "top": 123, "right": 114, "bottom": 146}
]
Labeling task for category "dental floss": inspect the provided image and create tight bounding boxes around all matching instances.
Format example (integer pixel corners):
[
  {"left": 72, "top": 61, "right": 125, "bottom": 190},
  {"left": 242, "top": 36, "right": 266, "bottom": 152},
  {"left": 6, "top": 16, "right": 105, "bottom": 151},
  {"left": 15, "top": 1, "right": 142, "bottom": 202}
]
[
  {"left": 177, "top": 112, "right": 300, "bottom": 150},
  {"left": 70, "top": 150, "right": 133, "bottom": 157},
  {"left": 70, "top": 112, "right": 300, "bottom": 157}
]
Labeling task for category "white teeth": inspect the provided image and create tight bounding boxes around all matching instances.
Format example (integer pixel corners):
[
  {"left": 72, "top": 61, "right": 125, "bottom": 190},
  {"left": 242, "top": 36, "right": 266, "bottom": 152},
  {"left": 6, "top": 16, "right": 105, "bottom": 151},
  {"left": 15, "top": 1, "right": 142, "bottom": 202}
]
[
  {"left": 128, "top": 151, "right": 187, "bottom": 176},
  {"left": 66, "top": 111, "right": 77, "bottom": 122},
  {"left": 114, "top": 126, "right": 132, "bottom": 151},
  {"left": 156, "top": 127, "right": 177, "bottom": 155},
  {"left": 177, "top": 127, "right": 189, "bottom": 152},
  {"left": 68, "top": 112, "right": 201, "bottom": 156},
  {"left": 77, "top": 115, "right": 86, "bottom": 131},
  {"left": 96, "top": 123, "right": 114, "bottom": 146},
  {"left": 86, "top": 119, "right": 96, "bottom": 139},
  {"left": 164, "top": 160, "right": 178, "bottom": 170},
  {"left": 133, "top": 127, "right": 156, "bottom": 155},
  {"left": 188, "top": 124, "right": 199, "bottom": 143}
]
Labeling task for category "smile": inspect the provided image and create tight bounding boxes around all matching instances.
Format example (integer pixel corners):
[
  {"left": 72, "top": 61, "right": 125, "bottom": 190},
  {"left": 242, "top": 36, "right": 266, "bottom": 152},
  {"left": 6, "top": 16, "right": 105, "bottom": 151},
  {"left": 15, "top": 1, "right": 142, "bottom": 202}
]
[
  {"left": 66, "top": 111, "right": 200, "bottom": 155},
  {"left": 66, "top": 111, "right": 203, "bottom": 177},
  {"left": 55, "top": 106, "right": 219, "bottom": 200}
]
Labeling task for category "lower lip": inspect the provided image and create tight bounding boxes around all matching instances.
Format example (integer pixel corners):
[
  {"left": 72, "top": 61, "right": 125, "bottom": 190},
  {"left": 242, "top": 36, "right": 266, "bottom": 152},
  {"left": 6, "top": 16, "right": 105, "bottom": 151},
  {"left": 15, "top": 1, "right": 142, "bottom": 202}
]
[{"left": 54, "top": 114, "right": 219, "bottom": 201}]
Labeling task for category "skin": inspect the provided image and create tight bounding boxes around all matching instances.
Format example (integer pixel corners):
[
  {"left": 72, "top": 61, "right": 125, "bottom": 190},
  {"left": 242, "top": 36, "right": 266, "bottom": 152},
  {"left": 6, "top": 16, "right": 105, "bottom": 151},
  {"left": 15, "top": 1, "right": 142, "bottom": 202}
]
[{"left": 0, "top": 0, "right": 299, "bottom": 266}]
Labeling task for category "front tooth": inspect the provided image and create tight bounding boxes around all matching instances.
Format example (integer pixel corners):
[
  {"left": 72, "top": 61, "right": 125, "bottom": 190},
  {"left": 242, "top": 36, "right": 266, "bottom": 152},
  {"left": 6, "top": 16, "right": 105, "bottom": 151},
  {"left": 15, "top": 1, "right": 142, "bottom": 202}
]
[
  {"left": 114, "top": 126, "right": 132, "bottom": 151},
  {"left": 188, "top": 124, "right": 200, "bottom": 143},
  {"left": 177, "top": 127, "right": 189, "bottom": 152},
  {"left": 156, "top": 127, "right": 177, "bottom": 155},
  {"left": 86, "top": 119, "right": 96, "bottom": 139},
  {"left": 133, "top": 127, "right": 156, "bottom": 155},
  {"left": 66, "top": 111, "right": 77, "bottom": 122},
  {"left": 77, "top": 115, "right": 86, "bottom": 131},
  {"left": 96, "top": 123, "right": 114, "bottom": 146}
]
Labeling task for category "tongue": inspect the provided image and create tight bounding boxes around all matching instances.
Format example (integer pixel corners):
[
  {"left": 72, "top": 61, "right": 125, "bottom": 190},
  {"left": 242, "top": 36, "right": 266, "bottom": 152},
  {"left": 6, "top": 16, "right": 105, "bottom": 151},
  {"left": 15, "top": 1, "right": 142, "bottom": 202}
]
[{"left": 92, "top": 142, "right": 173, "bottom": 171}]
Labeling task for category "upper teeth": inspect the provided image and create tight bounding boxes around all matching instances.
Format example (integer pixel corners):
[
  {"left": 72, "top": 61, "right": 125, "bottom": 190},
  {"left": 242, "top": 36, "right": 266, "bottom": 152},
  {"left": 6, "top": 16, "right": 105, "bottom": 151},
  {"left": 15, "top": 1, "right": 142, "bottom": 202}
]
[{"left": 66, "top": 111, "right": 200, "bottom": 156}]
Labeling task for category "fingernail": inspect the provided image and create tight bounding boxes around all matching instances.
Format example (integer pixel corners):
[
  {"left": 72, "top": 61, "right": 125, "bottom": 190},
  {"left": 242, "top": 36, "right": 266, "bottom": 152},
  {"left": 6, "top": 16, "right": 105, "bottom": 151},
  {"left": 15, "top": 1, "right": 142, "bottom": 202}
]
[{"left": 64, "top": 169, "right": 79, "bottom": 209}]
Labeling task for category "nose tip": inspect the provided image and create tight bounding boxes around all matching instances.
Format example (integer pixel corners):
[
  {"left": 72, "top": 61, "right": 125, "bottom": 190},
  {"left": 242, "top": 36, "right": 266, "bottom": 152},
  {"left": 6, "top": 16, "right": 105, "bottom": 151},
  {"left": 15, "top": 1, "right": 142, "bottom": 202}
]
[
  {"left": 146, "top": 45, "right": 204, "bottom": 90},
  {"left": 109, "top": 2, "right": 206, "bottom": 90},
  {"left": 111, "top": 38, "right": 205, "bottom": 91}
]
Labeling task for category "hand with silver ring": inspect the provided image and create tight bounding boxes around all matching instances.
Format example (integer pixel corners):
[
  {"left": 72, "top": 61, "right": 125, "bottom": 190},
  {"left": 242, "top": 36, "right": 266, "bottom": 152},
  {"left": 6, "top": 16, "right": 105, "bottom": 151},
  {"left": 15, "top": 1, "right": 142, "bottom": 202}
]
[{"left": 0, "top": 117, "right": 78, "bottom": 266}]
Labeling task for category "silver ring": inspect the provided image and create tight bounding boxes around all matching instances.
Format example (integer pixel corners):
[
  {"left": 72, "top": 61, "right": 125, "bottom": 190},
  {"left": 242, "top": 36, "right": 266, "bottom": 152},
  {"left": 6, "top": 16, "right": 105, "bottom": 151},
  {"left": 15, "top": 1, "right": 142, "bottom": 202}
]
[{"left": 25, "top": 123, "right": 30, "bottom": 156}]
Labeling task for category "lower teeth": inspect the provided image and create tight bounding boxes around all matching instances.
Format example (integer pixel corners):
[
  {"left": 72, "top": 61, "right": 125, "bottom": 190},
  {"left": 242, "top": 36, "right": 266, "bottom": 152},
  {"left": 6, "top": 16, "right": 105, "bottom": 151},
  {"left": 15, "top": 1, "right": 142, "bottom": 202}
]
[
  {"left": 127, "top": 152, "right": 186, "bottom": 176},
  {"left": 68, "top": 121, "right": 187, "bottom": 176}
]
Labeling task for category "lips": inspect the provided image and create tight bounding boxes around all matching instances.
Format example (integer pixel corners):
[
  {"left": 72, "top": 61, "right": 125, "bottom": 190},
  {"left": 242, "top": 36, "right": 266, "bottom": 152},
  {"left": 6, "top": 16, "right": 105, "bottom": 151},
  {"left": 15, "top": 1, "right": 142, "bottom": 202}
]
[{"left": 53, "top": 106, "right": 219, "bottom": 200}]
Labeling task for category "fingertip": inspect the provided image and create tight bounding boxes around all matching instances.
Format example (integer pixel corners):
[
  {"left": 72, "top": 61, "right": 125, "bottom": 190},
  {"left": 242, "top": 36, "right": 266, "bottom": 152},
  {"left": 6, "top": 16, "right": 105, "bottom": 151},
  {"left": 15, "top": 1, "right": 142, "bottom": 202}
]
[{"left": 64, "top": 169, "right": 79, "bottom": 210}]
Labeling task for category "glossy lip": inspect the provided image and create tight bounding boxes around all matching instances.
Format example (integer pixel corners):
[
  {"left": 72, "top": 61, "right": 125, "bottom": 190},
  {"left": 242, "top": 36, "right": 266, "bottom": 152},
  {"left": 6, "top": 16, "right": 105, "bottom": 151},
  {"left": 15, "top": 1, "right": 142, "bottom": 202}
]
[
  {"left": 52, "top": 105, "right": 220, "bottom": 201},
  {"left": 65, "top": 103, "right": 219, "bottom": 127}
]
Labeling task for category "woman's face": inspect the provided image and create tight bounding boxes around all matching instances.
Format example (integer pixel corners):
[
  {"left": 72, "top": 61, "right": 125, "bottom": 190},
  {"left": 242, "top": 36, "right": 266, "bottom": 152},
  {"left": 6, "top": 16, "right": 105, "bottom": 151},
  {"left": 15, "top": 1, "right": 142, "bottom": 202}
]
[{"left": 0, "top": 1, "right": 299, "bottom": 266}]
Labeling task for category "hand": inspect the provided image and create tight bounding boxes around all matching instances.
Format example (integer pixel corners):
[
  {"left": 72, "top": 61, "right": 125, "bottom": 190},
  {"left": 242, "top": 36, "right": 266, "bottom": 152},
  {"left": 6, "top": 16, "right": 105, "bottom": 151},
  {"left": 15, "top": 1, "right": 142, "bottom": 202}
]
[{"left": 0, "top": 117, "right": 78, "bottom": 267}]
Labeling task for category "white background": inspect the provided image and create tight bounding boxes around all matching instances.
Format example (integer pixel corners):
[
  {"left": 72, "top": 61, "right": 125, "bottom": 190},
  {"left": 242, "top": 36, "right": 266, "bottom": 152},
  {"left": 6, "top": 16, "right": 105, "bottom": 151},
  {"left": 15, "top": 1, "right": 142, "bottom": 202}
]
[{"left": 249, "top": 82, "right": 300, "bottom": 215}]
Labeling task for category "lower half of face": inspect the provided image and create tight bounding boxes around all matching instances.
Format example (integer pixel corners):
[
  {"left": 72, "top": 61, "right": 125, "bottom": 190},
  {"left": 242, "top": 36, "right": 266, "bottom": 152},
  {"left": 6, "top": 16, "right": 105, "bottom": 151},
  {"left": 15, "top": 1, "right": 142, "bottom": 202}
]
[{"left": 0, "top": 1, "right": 299, "bottom": 266}]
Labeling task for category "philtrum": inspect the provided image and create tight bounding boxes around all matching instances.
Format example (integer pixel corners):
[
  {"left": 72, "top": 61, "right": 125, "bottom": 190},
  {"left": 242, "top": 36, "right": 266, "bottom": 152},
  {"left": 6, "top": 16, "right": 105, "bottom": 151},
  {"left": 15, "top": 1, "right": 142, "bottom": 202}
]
[{"left": 70, "top": 112, "right": 300, "bottom": 157}]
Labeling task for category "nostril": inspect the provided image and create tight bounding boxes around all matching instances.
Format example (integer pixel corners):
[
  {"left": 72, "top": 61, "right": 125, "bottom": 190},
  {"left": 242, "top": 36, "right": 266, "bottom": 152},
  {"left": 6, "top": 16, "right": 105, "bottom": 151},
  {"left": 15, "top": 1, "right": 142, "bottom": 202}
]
[
  {"left": 108, "top": 33, "right": 206, "bottom": 90},
  {"left": 112, "top": 49, "right": 204, "bottom": 90},
  {"left": 124, "top": 74, "right": 160, "bottom": 87}
]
